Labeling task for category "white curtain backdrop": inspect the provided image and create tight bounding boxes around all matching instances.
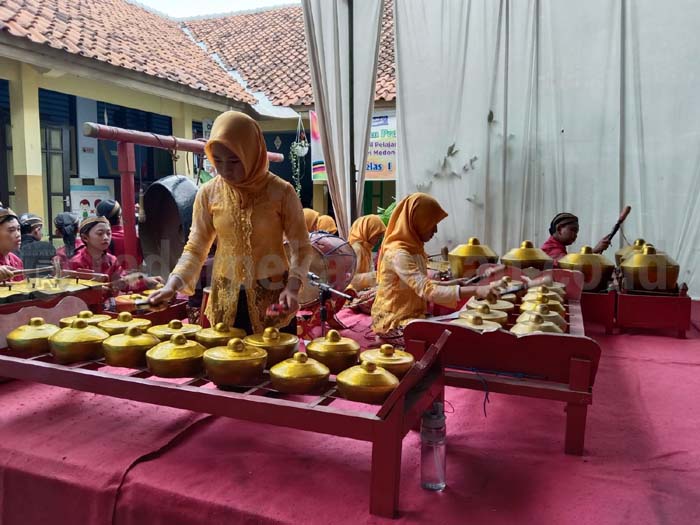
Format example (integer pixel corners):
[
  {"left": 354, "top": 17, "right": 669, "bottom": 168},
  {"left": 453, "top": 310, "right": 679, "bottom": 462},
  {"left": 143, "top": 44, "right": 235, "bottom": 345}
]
[
  {"left": 395, "top": 0, "right": 700, "bottom": 297},
  {"left": 301, "top": 0, "right": 384, "bottom": 238}
]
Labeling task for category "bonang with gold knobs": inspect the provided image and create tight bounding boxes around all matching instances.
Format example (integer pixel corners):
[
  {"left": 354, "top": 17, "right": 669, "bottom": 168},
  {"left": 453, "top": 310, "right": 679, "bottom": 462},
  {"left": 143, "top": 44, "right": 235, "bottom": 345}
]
[
  {"left": 463, "top": 303, "right": 508, "bottom": 326},
  {"left": 6, "top": 317, "right": 60, "bottom": 356},
  {"left": 501, "top": 240, "right": 553, "bottom": 270},
  {"left": 558, "top": 245, "right": 615, "bottom": 292},
  {"left": 103, "top": 326, "right": 160, "bottom": 368},
  {"left": 146, "top": 333, "right": 205, "bottom": 378},
  {"left": 196, "top": 322, "right": 247, "bottom": 349},
  {"left": 244, "top": 327, "right": 299, "bottom": 368},
  {"left": 360, "top": 344, "right": 415, "bottom": 379},
  {"left": 448, "top": 237, "right": 499, "bottom": 278},
  {"left": 516, "top": 303, "right": 567, "bottom": 330},
  {"left": 98, "top": 311, "right": 152, "bottom": 335},
  {"left": 451, "top": 313, "right": 501, "bottom": 332},
  {"left": 305, "top": 329, "right": 360, "bottom": 374},
  {"left": 203, "top": 338, "right": 267, "bottom": 387},
  {"left": 520, "top": 293, "right": 566, "bottom": 315},
  {"left": 466, "top": 292, "right": 515, "bottom": 312},
  {"left": 49, "top": 318, "right": 110, "bottom": 364},
  {"left": 336, "top": 361, "right": 399, "bottom": 405},
  {"left": 269, "top": 352, "right": 330, "bottom": 394},
  {"left": 59, "top": 310, "right": 111, "bottom": 328},
  {"left": 620, "top": 243, "right": 680, "bottom": 292},
  {"left": 510, "top": 313, "right": 564, "bottom": 335},
  {"left": 147, "top": 319, "right": 202, "bottom": 341}
]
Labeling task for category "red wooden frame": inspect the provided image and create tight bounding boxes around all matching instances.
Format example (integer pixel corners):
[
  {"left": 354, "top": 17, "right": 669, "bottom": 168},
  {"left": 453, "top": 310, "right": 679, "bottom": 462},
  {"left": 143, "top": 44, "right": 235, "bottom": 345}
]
[
  {"left": 0, "top": 299, "right": 451, "bottom": 518},
  {"left": 581, "top": 290, "right": 617, "bottom": 335},
  {"left": 616, "top": 287, "right": 691, "bottom": 338},
  {"left": 407, "top": 270, "right": 601, "bottom": 455}
]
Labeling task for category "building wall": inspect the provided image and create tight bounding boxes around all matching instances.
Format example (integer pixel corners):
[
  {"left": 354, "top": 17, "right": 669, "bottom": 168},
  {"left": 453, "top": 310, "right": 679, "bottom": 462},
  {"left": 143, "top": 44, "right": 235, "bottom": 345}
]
[{"left": 0, "top": 56, "right": 223, "bottom": 218}]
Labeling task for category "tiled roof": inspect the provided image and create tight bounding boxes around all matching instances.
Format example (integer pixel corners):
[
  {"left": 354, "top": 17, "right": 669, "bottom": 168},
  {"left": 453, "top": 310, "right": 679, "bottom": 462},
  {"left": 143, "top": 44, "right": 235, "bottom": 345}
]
[
  {"left": 185, "top": 0, "right": 396, "bottom": 107},
  {"left": 0, "top": 0, "right": 255, "bottom": 104}
]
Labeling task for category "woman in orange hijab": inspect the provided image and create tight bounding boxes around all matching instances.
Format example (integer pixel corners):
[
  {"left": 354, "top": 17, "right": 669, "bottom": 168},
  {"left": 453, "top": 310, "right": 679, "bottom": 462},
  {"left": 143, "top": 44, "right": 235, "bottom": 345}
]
[
  {"left": 303, "top": 209, "right": 320, "bottom": 232},
  {"left": 347, "top": 214, "right": 386, "bottom": 290},
  {"left": 150, "top": 111, "right": 312, "bottom": 334},
  {"left": 316, "top": 215, "right": 338, "bottom": 234},
  {"left": 371, "top": 193, "right": 495, "bottom": 337}
]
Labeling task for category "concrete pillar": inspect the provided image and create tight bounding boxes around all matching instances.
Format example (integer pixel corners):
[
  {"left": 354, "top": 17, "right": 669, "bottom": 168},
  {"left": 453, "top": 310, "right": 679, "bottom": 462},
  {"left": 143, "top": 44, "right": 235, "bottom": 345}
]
[
  {"left": 9, "top": 64, "right": 45, "bottom": 216},
  {"left": 171, "top": 102, "right": 193, "bottom": 176}
]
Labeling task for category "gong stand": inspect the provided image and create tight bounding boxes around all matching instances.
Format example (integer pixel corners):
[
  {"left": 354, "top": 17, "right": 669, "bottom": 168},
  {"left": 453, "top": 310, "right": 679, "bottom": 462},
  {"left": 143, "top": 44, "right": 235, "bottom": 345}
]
[{"left": 307, "top": 272, "right": 352, "bottom": 336}]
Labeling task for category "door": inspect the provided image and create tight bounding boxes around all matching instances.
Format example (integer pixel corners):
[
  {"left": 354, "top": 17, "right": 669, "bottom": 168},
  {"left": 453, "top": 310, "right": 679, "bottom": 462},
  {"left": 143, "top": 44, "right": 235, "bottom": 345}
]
[{"left": 41, "top": 126, "right": 71, "bottom": 240}]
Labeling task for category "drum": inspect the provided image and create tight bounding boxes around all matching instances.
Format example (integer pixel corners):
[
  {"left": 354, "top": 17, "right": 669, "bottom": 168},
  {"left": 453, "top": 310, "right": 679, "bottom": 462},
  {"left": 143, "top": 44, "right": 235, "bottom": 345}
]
[
  {"left": 298, "top": 232, "right": 357, "bottom": 307},
  {"left": 200, "top": 286, "right": 211, "bottom": 328}
]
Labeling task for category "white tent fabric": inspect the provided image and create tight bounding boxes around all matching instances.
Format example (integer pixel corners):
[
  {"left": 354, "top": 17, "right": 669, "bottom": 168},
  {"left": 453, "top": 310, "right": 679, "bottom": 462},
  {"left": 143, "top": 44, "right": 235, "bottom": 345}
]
[
  {"left": 395, "top": 0, "right": 700, "bottom": 297},
  {"left": 301, "top": 0, "right": 384, "bottom": 237}
]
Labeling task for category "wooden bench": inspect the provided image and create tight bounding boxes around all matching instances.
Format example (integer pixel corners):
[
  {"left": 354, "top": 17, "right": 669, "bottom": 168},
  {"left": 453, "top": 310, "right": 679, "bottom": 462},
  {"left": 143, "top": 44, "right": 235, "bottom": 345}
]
[{"left": 404, "top": 320, "right": 601, "bottom": 455}]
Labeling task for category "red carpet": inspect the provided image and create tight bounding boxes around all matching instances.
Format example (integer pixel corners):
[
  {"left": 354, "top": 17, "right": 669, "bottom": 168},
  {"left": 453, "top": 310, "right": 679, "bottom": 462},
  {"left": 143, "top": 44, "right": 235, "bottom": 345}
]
[{"left": 0, "top": 305, "right": 699, "bottom": 524}]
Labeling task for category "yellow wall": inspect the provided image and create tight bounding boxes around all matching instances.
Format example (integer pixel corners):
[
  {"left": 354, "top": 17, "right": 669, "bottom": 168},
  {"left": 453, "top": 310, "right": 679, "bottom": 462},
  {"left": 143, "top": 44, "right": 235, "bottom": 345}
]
[{"left": 0, "top": 57, "right": 226, "bottom": 217}]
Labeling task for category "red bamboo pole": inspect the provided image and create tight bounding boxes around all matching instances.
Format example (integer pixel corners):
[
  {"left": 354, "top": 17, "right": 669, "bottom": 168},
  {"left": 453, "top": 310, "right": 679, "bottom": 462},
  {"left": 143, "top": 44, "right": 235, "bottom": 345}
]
[
  {"left": 82, "top": 122, "right": 284, "bottom": 162},
  {"left": 82, "top": 122, "right": 284, "bottom": 271}
]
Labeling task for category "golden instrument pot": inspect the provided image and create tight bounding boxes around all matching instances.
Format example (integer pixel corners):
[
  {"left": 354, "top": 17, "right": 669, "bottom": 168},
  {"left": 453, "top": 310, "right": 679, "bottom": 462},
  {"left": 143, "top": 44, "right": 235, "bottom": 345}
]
[
  {"left": 522, "top": 286, "right": 564, "bottom": 303},
  {"left": 6, "top": 317, "right": 60, "bottom": 356},
  {"left": 59, "top": 310, "right": 112, "bottom": 328},
  {"left": 305, "top": 329, "right": 361, "bottom": 375},
  {"left": 510, "top": 313, "right": 564, "bottom": 335},
  {"left": 466, "top": 293, "right": 515, "bottom": 312},
  {"left": 520, "top": 294, "right": 566, "bottom": 315},
  {"left": 463, "top": 304, "right": 508, "bottom": 326},
  {"left": 103, "top": 326, "right": 160, "bottom": 368},
  {"left": 49, "top": 319, "right": 109, "bottom": 364},
  {"left": 451, "top": 313, "right": 501, "bottom": 332},
  {"left": 269, "top": 352, "right": 330, "bottom": 394},
  {"left": 448, "top": 237, "right": 499, "bottom": 278},
  {"left": 115, "top": 294, "right": 149, "bottom": 313},
  {"left": 98, "top": 312, "right": 152, "bottom": 335},
  {"left": 336, "top": 361, "right": 399, "bottom": 405},
  {"left": 558, "top": 246, "right": 615, "bottom": 291},
  {"left": 146, "top": 334, "right": 205, "bottom": 378},
  {"left": 501, "top": 240, "right": 553, "bottom": 270},
  {"left": 147, "top": 319, "right": 202, "bottom": 341},
  {"left": 195, "top": 322, "right": 248, "bottom": 348},
  {"left": 516, "top": 304, "right": 567, "bottom": 330},
  {"left": 527, "top": 284, "right": 566, "bottom": 299},
  {"left": 244, "top": 327, "right": 299, "bottom": 368},
  {"left": 620, "top": 244, "right": 680, "bottom": 292},
  {"left": 360, "top": 344, "right": 415, "bottom": 379},
  {"left": 204, "top": 338, "right": 267, "bottom": 387},
  {"left": 615, "top": 238, "right": 647, "bottom": 266}
]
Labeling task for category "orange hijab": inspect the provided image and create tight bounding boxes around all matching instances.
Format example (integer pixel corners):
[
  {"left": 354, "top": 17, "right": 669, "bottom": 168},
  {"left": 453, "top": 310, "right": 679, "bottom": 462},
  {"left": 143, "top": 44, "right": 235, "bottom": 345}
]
[
  {"left": 378, "top": 193, "right": 447, "bottom": 267},
  {"left": 348, "top": 214, "right": 386, "bottom": 274},
  {"left": 317, "top": 215, "right": 338, "bottom": 234},
  {"left": 348, "top": 215, "right": 386, "bottom": 252},
  {"left": 303, "top": 209, "right": 320, "bottom": 232},
  {"left": 205, "top": 111, "right": 273, "bottom": 207}
]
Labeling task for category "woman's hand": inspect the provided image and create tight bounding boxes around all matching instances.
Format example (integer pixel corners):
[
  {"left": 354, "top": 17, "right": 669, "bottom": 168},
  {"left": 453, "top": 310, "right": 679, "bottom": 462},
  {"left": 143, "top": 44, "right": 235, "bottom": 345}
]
[
  {"left": 147, "top": 285, "right": 177, "bottom": 310},
  {"left": 277, "top": 277, "right": 301, "bottom": 313},
  {"left": 278, "top": 286, "right": 300, "bottom": 313},
  {"left": 145, "top": 276, "right": 165, "bottom": 289}
]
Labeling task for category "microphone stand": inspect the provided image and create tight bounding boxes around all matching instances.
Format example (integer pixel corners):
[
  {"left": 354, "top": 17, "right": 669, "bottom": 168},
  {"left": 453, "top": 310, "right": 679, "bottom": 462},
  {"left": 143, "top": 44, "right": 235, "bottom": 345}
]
[{"left": 307, "top": 272, "right": 352, "bottom": 337}]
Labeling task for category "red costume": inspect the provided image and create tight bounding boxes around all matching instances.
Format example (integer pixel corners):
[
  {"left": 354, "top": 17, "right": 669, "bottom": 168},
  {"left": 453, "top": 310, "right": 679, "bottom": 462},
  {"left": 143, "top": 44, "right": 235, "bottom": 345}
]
[
  {"left": 109, "top": 224, "right": 143, "bottom": 266},
  {"left": 55, "top": 239, "right": 84, "bottom": 269},
  {"left": 0, "top": 251, "right": 24, "bottom": 281},
  {"left": 540, "top": 236, "right": 567, "bottom": 267}
]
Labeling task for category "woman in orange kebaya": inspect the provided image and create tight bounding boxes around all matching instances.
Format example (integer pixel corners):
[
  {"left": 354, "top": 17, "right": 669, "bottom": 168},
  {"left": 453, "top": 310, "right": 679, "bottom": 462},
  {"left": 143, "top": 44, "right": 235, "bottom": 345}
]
[{"left": 371, "top": 193, "right": 497, "bottom": 338}]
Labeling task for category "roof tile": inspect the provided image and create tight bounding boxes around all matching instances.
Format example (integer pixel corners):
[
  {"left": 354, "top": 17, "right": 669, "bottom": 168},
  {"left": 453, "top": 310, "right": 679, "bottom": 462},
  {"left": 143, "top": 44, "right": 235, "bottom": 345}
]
[
  {"left": 0, "top": 0, "right": 254, "bottom": 104},
  {"left": 185, "top": 0, "right": 396, "bottom": 107}
]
